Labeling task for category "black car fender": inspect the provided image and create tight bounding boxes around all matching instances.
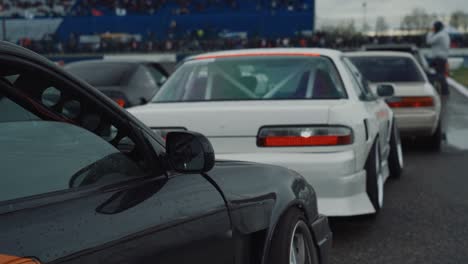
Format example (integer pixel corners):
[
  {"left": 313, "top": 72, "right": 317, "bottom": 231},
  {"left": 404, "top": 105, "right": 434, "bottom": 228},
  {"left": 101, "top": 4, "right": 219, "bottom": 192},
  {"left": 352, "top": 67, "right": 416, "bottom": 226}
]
[{"left": 206, "top": 160, "right": 322, "bottom": 264}]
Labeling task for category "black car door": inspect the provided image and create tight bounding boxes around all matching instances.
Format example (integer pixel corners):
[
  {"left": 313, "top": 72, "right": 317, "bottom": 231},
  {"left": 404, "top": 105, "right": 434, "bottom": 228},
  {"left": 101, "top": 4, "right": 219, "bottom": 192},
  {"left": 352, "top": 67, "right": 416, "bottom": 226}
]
[{"left": 0, "top": 57, "right": 234, "bottom": 264}]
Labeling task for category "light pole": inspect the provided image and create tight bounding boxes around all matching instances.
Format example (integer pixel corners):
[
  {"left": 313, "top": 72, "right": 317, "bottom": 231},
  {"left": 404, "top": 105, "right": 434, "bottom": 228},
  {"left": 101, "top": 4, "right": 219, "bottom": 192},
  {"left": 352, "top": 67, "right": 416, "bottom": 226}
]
[{"left": 362, "top": 2, "right": 368, "bottom": 32}]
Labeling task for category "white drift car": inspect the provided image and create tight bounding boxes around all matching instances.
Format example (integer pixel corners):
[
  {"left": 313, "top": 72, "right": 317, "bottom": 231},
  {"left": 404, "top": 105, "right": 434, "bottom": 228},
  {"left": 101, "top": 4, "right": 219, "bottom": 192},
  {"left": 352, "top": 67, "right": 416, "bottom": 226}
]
[
  {"left": 346, "top": 51, "right": 442, "bottom": 150},
  {"left": 129, "top": 48, "right": 404, "bottom": 216}
]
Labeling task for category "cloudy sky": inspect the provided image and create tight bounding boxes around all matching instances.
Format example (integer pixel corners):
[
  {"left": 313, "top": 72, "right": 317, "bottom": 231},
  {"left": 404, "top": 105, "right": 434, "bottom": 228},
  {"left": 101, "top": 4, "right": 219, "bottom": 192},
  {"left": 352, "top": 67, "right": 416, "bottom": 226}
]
[{"left": 316, "top": 0, "right": 468, "bottom": 28}]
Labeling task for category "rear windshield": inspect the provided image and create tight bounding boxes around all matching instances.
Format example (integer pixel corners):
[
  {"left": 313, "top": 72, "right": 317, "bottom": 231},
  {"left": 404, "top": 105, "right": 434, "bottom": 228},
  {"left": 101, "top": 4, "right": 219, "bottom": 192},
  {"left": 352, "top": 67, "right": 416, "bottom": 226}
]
[
  {"left": 348, "top": 56, "right": 425, "bottom": 83},
  {"left": 66, "top": 62, "right": 135, "bottom": 87},
  {"left": 152, "top": 56, "right": 347, "bottom": 103}
]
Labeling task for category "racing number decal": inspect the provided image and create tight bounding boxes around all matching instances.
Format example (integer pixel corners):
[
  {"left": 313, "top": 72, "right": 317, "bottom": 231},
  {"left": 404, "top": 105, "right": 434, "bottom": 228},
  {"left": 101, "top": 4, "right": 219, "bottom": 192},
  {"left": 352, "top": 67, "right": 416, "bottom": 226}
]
[{"left": 0, "top": 254, "right": 40, "bottom": 264}]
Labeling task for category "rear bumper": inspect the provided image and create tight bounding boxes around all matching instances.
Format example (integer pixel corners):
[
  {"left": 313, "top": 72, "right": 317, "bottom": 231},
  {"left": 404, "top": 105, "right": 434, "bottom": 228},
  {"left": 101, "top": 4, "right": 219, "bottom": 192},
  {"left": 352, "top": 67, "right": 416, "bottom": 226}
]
[
  {"left": 393, "top": 108, "right": 439, "bottom": 136},
  {"left": 311, "top": 214, "right": 332, "bottom": 264},
  {"left": 217, "top": 151, "right": 375, "bottom": 216}
]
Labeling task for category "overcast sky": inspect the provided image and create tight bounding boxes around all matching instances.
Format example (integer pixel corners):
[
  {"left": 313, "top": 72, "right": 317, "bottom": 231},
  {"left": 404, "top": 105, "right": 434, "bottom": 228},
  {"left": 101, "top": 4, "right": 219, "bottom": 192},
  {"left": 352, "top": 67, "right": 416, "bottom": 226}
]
[{"left": 316, "top": 0, "right": 468, "bottom": 28}]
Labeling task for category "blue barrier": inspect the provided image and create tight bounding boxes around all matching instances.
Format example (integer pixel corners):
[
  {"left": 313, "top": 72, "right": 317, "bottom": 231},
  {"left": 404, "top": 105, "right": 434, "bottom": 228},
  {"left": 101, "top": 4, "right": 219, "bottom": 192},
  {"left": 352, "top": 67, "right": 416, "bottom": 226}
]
[{"left": 56, "top": 11, "right": 314, "bottom": 41}]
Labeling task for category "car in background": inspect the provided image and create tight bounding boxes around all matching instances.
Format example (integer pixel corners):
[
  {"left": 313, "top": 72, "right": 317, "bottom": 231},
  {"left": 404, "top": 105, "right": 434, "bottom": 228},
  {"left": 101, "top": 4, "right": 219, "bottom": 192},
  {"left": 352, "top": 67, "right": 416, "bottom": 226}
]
[
  {"left": 0, "top": 42, "right": 331, "bottom": 264},
  {"left": 129, "top": 48, "right": 404, "bottom": 217},
  {"left": 347, "top": 51, "right": 442, "bottom": 150},
  {"left": 65, "top": 60, "right": 169, "bottom": 108},
  {"left": 362, "top": 44, "right": 447, "bottom": 94}
]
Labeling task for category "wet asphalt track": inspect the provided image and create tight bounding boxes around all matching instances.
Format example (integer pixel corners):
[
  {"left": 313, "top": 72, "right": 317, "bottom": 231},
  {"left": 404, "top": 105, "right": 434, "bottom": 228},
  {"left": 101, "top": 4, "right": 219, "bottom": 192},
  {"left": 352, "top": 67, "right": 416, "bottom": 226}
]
[{"left": 330, "top": 88, "right": 468, "bottom": 264}]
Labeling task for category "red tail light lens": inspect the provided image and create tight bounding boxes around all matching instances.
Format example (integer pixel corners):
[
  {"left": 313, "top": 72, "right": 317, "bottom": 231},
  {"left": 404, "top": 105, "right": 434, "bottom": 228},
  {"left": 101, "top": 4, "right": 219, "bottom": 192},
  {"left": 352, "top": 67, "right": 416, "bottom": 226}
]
[
  {"left": 257, "top": 126, "right": 353, "bottom": 147},
  {"left": 386, "top": 97, "right": 434, "bottom": 108},
  {"left": 113, "top": 98, "right": 126, "bottom": 108}
]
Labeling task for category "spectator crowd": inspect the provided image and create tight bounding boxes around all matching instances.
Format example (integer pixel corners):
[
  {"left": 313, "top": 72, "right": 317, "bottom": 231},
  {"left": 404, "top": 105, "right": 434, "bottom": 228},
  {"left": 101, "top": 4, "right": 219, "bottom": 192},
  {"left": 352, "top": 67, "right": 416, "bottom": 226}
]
[
  {"left": 0, "top": 0, "right": 310, "bottom": 17},
  {"left": 15, "top": 29, "right": 468, "bottom": 55},
  {"left": 0, "top": 0, "right": 73, "bottom": 17}
]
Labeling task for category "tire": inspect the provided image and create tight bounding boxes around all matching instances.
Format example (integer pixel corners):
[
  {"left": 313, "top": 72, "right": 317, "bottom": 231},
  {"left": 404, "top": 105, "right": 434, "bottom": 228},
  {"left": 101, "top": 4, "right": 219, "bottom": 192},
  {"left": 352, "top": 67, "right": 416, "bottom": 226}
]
[
  {"left": 388, "top": 121, "right": 404, "bottom": 178},
  {"left": 267, "top": 208, "right": 319, "bottom": 264},
  {"left": 425, "top": 122, "right": 442, "bottom": 152},
  {"left": 365, "top": 140, "right": 384, "bottom": 214}
]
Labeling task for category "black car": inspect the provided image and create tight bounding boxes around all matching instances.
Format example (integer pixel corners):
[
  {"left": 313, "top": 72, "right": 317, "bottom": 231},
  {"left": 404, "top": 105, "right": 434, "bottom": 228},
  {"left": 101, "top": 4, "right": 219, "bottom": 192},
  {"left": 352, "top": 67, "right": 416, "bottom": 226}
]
[
  {"left": 65, "top": 60, "right": 170, "bottom": 108},
  {"left": 0, "top": 41, "right": 331, "bottom": 264},
  {"left": 362, "top": 44, "right": 446, "bottom": 93}
]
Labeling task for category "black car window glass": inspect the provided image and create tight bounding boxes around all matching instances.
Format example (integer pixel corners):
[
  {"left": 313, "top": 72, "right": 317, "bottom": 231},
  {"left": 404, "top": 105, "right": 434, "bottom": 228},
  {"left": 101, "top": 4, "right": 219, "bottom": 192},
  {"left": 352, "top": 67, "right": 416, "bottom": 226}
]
[
  {"left": 0, "top": 92, "right": 39, "bottom": 123},
  {"left": 5, "top": 74, "right": 19, "bottom": 84},
  {"left": 0, "top": 66, "right": 148, "bottom": 203},
  {"left": 9, "top": 66, "right": 126, "bottom": 146},
  {"left": 41, "top": 86, "right": 61, "bottom": 107},
  {"left": 349, "top": 56, "right": 425, "bottom": 83},
  {"left": 62, "top": 100, "right": 82, "bottom": 119},
  {"left": 66, "top": 62, "right": 135, "bottom": 87},
  {"left": 0, "top": 91, "right": 145, "bottom": 203}
]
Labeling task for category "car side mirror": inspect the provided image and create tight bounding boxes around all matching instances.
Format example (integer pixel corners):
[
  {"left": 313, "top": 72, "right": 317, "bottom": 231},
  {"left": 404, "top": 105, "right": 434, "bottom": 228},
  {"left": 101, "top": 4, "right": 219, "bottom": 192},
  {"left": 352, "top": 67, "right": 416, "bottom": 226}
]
[
  {"left": 376, "top": 84, "right": 395, "bottom": 97},
  {"left": 166, "top": 131, "right": 215, "bottom": 173}
]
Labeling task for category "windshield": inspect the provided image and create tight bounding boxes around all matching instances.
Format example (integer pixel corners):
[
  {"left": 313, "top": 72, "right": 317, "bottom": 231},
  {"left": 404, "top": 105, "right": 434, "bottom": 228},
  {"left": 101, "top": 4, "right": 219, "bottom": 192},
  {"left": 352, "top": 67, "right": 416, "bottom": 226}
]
[
  {"left": 348, "top": 56, "right": 425, "bottom": 83},
  {"left": 152, "top": 56, "right": 347, "bottom": 103},
  {"left": 66, "top": 62, "right": 135, "bottom": 87}
]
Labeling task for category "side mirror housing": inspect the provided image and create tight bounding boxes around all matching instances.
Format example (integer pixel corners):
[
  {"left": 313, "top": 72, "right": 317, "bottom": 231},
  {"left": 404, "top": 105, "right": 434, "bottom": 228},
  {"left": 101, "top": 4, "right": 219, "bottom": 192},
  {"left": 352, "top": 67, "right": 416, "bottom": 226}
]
[
  {"left": 376, "top": 84, "right": 395, "bottom": 97},
  {"left": 165, "top": 131, "right": 215, "bottom": 173}
]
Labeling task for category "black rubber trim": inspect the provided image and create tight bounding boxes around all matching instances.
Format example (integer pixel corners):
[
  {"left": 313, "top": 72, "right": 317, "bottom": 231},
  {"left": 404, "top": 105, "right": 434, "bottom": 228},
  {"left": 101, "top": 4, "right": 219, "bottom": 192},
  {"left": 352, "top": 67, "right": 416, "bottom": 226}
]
[{"left": 311, "top": 215, "right": 332, "bottom": 264}]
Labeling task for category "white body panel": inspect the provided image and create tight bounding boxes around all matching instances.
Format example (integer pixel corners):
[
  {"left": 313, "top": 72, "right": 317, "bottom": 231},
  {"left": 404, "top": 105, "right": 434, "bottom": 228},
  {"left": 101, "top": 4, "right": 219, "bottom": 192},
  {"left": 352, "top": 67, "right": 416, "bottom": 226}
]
[{"left": 129, "top": 48, "right": 395, "bottom": 216}]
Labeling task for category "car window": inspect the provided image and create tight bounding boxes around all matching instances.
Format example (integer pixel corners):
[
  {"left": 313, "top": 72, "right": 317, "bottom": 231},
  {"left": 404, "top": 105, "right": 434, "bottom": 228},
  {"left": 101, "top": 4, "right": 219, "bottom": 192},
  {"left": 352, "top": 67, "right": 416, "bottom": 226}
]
[
  {"left": 153, "top": 56, "right": 348, "bottom": 102},
  {"left": 146, "top": 65, "right": 167, "bottom": 85},
  {"left": 342, "top": 57, "right": 376, "bottom": 101},
  {"left": 348, "top": 56, "right": 425, "bottom": 83},
  {"left": 0, "top": 92, "right": 39, "bottom": 122},
  {"left": 0, "top": 66, "right": 148, "bottom": 203},
  {"left": 66, "top": 62, "right": 135, "bottom": 86}
]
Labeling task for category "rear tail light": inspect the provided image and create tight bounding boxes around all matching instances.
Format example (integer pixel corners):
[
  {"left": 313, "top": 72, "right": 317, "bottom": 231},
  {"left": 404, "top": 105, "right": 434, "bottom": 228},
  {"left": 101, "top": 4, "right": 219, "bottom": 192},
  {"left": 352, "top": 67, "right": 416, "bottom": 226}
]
[
  {"left": 151, "top": 127, "right": 187, "bottom": 140},
  {"left": 257, "top": 126, "right": 353, "bottom": 147},
  {"left": 386, "top": 97, "right": 434, "bottom": 108},
  {"left": 113, "top": 98, "right": 127, "bottom": 108}
]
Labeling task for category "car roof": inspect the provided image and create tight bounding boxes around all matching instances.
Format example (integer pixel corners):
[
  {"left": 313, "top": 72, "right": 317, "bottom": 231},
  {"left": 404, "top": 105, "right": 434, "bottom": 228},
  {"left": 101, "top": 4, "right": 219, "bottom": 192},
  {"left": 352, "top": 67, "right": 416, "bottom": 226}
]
[
  {"left": 0, "top": 41, "right": 57, "bottom": 70},
  {"left": 362, "top": 44, "right": 419, "bottom": 52},
  {"left": 66, "top": 60, "right": 144, "bottom": 66},
  {"left": 345, "top": 51, "right": 415, "bottom": 58},
  {"left": 187, "top": 48, "right": 342, "bottom": 61},
  {"left": 65, "top": 59, "right": 174, "bottom": 75}
]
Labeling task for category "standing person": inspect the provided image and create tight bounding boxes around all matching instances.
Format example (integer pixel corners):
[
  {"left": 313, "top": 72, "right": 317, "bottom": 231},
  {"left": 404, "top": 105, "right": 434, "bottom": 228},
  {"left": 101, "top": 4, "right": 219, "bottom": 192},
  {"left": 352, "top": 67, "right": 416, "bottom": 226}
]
[{"left": 426, "top": 21, "right": 450, "bottom": 140}]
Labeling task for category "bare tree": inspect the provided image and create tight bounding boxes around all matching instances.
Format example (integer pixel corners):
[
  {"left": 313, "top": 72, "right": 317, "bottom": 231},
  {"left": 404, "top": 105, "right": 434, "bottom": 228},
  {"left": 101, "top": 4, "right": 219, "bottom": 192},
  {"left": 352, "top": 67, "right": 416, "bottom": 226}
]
[
  {"left": 400, "top": 8, "right": 432, "bottom": 31},
  {"left": 450, "top": 11, "right": 464, "bottom": 29},
  {"left": 375, "top": 16, "right": 389, "bottom": 35},
  {"left": 450, "top": 11, "right": 468, "bottom": 32}
]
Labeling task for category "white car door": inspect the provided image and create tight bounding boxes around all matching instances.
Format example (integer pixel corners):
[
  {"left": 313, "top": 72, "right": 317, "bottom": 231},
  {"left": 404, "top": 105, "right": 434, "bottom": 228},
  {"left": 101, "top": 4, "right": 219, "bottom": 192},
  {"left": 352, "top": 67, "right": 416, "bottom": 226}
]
[{"left": 342, "top": 58, "right": 392, "bottom": 160}]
